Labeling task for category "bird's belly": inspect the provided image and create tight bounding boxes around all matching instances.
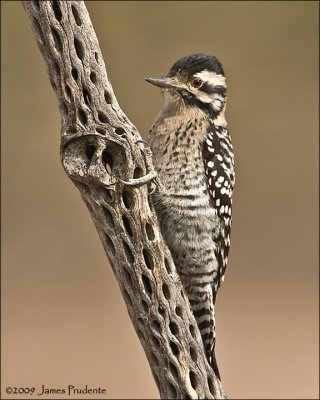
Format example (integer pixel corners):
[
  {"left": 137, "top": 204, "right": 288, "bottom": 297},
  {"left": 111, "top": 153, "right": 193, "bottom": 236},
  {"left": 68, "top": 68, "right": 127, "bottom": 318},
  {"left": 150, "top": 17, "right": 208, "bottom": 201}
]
[{"left": 152, "top": 181, "right": 220, "bottom": 284}]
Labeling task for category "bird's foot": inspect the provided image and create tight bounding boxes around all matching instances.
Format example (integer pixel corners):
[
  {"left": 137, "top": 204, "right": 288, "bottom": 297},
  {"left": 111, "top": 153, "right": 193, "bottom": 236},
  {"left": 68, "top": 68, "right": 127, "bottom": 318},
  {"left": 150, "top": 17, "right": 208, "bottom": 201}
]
[{"left": 118, "top": 140, "right": 163, "bottom": 193}]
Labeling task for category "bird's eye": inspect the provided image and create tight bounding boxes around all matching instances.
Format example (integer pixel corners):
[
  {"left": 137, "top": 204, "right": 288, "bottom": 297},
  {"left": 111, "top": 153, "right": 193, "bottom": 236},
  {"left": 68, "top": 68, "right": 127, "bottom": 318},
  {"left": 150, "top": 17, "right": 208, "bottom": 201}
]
[{"left": 191, "top": 78, "right": 203, "bottom": 88}]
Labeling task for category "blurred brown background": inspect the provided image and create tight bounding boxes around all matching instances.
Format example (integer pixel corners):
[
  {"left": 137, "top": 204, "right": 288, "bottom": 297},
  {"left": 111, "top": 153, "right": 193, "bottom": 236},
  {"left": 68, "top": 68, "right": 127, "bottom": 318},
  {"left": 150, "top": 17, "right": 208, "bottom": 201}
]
[{"left": 1, "top": 1, "right": 319, "bottom": 399}]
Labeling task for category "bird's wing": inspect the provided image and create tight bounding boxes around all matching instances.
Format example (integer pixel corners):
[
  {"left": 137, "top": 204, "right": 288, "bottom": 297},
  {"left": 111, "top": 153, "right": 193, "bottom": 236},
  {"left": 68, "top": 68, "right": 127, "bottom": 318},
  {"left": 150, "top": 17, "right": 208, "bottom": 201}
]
[{"left": 202, "top": 123, "right": 235, "bottom": 287}]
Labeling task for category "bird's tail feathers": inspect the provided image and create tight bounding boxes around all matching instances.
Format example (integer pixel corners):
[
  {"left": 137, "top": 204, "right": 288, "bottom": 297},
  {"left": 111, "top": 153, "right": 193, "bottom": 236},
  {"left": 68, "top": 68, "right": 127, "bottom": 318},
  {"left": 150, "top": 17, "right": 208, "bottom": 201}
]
[{"left": 189, "top": 284, "right": 221, "bottom": 379}]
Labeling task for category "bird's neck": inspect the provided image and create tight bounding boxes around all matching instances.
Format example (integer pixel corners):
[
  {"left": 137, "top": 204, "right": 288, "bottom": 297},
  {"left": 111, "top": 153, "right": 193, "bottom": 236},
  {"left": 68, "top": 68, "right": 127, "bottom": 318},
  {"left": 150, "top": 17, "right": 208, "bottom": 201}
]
[
  {"left": 148, "top": 98, "right": 228, "bottom": 181},
  {"left": 153, "top": 94, "right": 227, "bottom": 133}
]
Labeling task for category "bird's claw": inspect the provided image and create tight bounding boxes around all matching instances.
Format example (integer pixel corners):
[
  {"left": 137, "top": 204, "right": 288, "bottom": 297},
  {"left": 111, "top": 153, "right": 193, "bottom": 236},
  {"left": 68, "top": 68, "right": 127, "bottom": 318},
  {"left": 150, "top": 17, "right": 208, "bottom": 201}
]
[
  {"left": 135, "top": 139, "right": 150, "bottom": 148},
  {"left": 118, "top": 170, "right": 158, "bottom": 187},
  {"left": 118, "top": 138, "right": 162, "bottom": 192}
]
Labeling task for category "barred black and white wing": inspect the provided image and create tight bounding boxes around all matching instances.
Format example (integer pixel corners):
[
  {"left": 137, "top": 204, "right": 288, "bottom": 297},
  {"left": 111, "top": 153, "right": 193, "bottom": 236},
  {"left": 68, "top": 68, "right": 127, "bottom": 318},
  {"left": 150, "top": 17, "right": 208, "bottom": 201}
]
[{"left": 203, "top": 123, "right": 235, "bottom": 287}]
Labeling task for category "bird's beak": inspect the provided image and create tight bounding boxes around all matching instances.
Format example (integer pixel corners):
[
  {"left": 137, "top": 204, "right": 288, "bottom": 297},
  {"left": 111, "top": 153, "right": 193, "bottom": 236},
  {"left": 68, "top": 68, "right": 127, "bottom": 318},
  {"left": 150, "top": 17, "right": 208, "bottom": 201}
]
[{"left": 145, "top": 76, "right": 180, "bottom": 90}]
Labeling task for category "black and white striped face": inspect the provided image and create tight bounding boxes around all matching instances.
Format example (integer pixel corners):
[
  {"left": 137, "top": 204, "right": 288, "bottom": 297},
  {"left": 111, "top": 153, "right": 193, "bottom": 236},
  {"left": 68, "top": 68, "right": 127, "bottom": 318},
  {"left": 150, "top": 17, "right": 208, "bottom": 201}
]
[
  {"left": 181, "top": 69, "right": 227, "bottom": 113},
  {"left": 146, "top": 53, "right": 227, "bottom": 115}
]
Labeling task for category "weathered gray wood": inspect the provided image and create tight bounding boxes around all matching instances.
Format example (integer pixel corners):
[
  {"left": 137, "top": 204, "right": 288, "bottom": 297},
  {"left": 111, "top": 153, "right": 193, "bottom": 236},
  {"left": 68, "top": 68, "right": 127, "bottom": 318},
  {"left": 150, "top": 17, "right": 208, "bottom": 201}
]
[{"left": 21, "top": 1, "right": 226, "bottom": 398}]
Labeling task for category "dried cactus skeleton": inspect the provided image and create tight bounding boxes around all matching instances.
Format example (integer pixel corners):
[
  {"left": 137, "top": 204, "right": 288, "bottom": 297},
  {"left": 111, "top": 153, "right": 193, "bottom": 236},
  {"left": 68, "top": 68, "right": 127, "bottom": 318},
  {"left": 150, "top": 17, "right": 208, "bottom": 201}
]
[{"left": 21, "top": 1, "right": 227, "bottom": 398}]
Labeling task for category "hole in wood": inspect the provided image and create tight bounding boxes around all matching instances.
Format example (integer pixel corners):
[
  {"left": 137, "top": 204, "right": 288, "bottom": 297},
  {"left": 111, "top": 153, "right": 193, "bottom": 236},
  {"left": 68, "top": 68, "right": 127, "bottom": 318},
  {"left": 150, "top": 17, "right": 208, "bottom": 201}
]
[
  {"left": 122, "top": 189, "right": 134, "bottom": 209},
  {"left": 90, "top": 71, "right": 97, "bottom": 84},
  {"left": 175, "top": 306, "right": 183, "bottom": 318},
  {"left": 189, "top": 370, "right": 198, "bottom": 390},
  {"left": 102, "top": 206, "right": 115, "bottom": 229},
  {"left": 96, "top": 128, "right": 106, "bottom": 135},
  {"left": 94, "top": 52, "right": 99, "bottom": 63},
  {"left": 133, "top": 166, "right": 143, "bottom": 179},
  {"left": 122, "top": 214, "right": 133, "bottom": 238},
  {"left": 115, "top": 127, "right": 125, "bottom": 136},
  {"left": 78, "top": 109, "right": 87, "bottom": 125},
  {"left": 53, "top": 61, "right": 60, "bottom": 76},
  {"left": 102, "top": 188, "right": 113, "bottom": 202},
  {"left": 85, "top": 145, "right": 95, "bottom": 161},
  {"left": 152, "top": 320, "right": 161, "bottom": 332},
  {"left": 51, "top": 27, "right": 62, "bottom": 53},
  {"left": 104, "top": 90, "right": 112, "bottom": 104},
  {"left": 189, "top": 324, "right": 196, "bottom": 338},
  {"left": 61, "top": 102, "right": 68, "bottom": 119},
  {"left": 33, "top": 1, "right": 40, "bottom": 11},
  {"left": 158, "top": 305, "right": 165, "bottom": 317},
  {"left": 190, "top": 346, "right": 197, "bottom": 362},
  {"left": 143, "top": 248, "right": 154, "bottom": 270},
  {"left": 141, "top": 274, "right": 152, "bottom": 296},
  {"left": 123, "top": 267, "right": 133, "bottom": 288},
  {"left": 169, "top": 362, "right": 179, "bottom": 380},
  {"left": 83, "top": 88, "right": 91, "bottom": 106},
  {"left": 104, "top": 233, "right": 115, "bottom": 256},
  {"left": 162, "top": 283, "right": 170, "bottom": 300},
  {"left": 122, "top": 239, "right": 134, "bottom": 265},
  {"left": 170, "top": 340, "right": 179, "bottom": 356},
  {"left": 65, "top": 84, "right": 71, "bottom": 99},
  {"left": 71, "top": 67, "right": 78, "bottom": 81},
  {"left": 71, "top": 4, "right": 82, "bottom": 26},
  {"left": 74, "top": 37, "right": 84, "bottom": 60},
  {"left": 169, "top": 321, "right": 179, "bottom": 336},
  {"left": 141, "top": 299, "right": 149, "bottom": 313},
  {"left": 52, "top": 1, "right": 62, "bottom": 21},
  {"left": 102, "top": 150, "right": 113, "bottom": 174},
  {"left": 164, "top": 257, "right": 171, "bottom": 273},
  {"left": 145, "top": 222, "right": 155, "bottom": 241},
  {"left": 123, "top": 289, "right": 132, "bottom": 307},
  {"left": 151, "top": 335, "right": 160, "bottom": 349},
  {"left": 98, "top": 111, "right": 109, "bottom": 124}
]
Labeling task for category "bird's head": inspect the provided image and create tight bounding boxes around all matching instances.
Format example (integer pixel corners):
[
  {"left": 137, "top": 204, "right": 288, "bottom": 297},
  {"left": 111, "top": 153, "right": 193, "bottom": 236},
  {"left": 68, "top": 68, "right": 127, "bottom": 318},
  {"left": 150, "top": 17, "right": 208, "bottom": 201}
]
[{"left": 146, "top": 53, "right": 227, "bottom": 117}]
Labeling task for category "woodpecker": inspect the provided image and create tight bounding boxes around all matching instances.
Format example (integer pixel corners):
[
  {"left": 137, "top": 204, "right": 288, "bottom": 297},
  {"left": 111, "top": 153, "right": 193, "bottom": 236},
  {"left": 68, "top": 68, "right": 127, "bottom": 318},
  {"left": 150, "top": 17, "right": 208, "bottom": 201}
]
[{"left": 146, "top": 53, "right": 235, "bottom": 379}]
